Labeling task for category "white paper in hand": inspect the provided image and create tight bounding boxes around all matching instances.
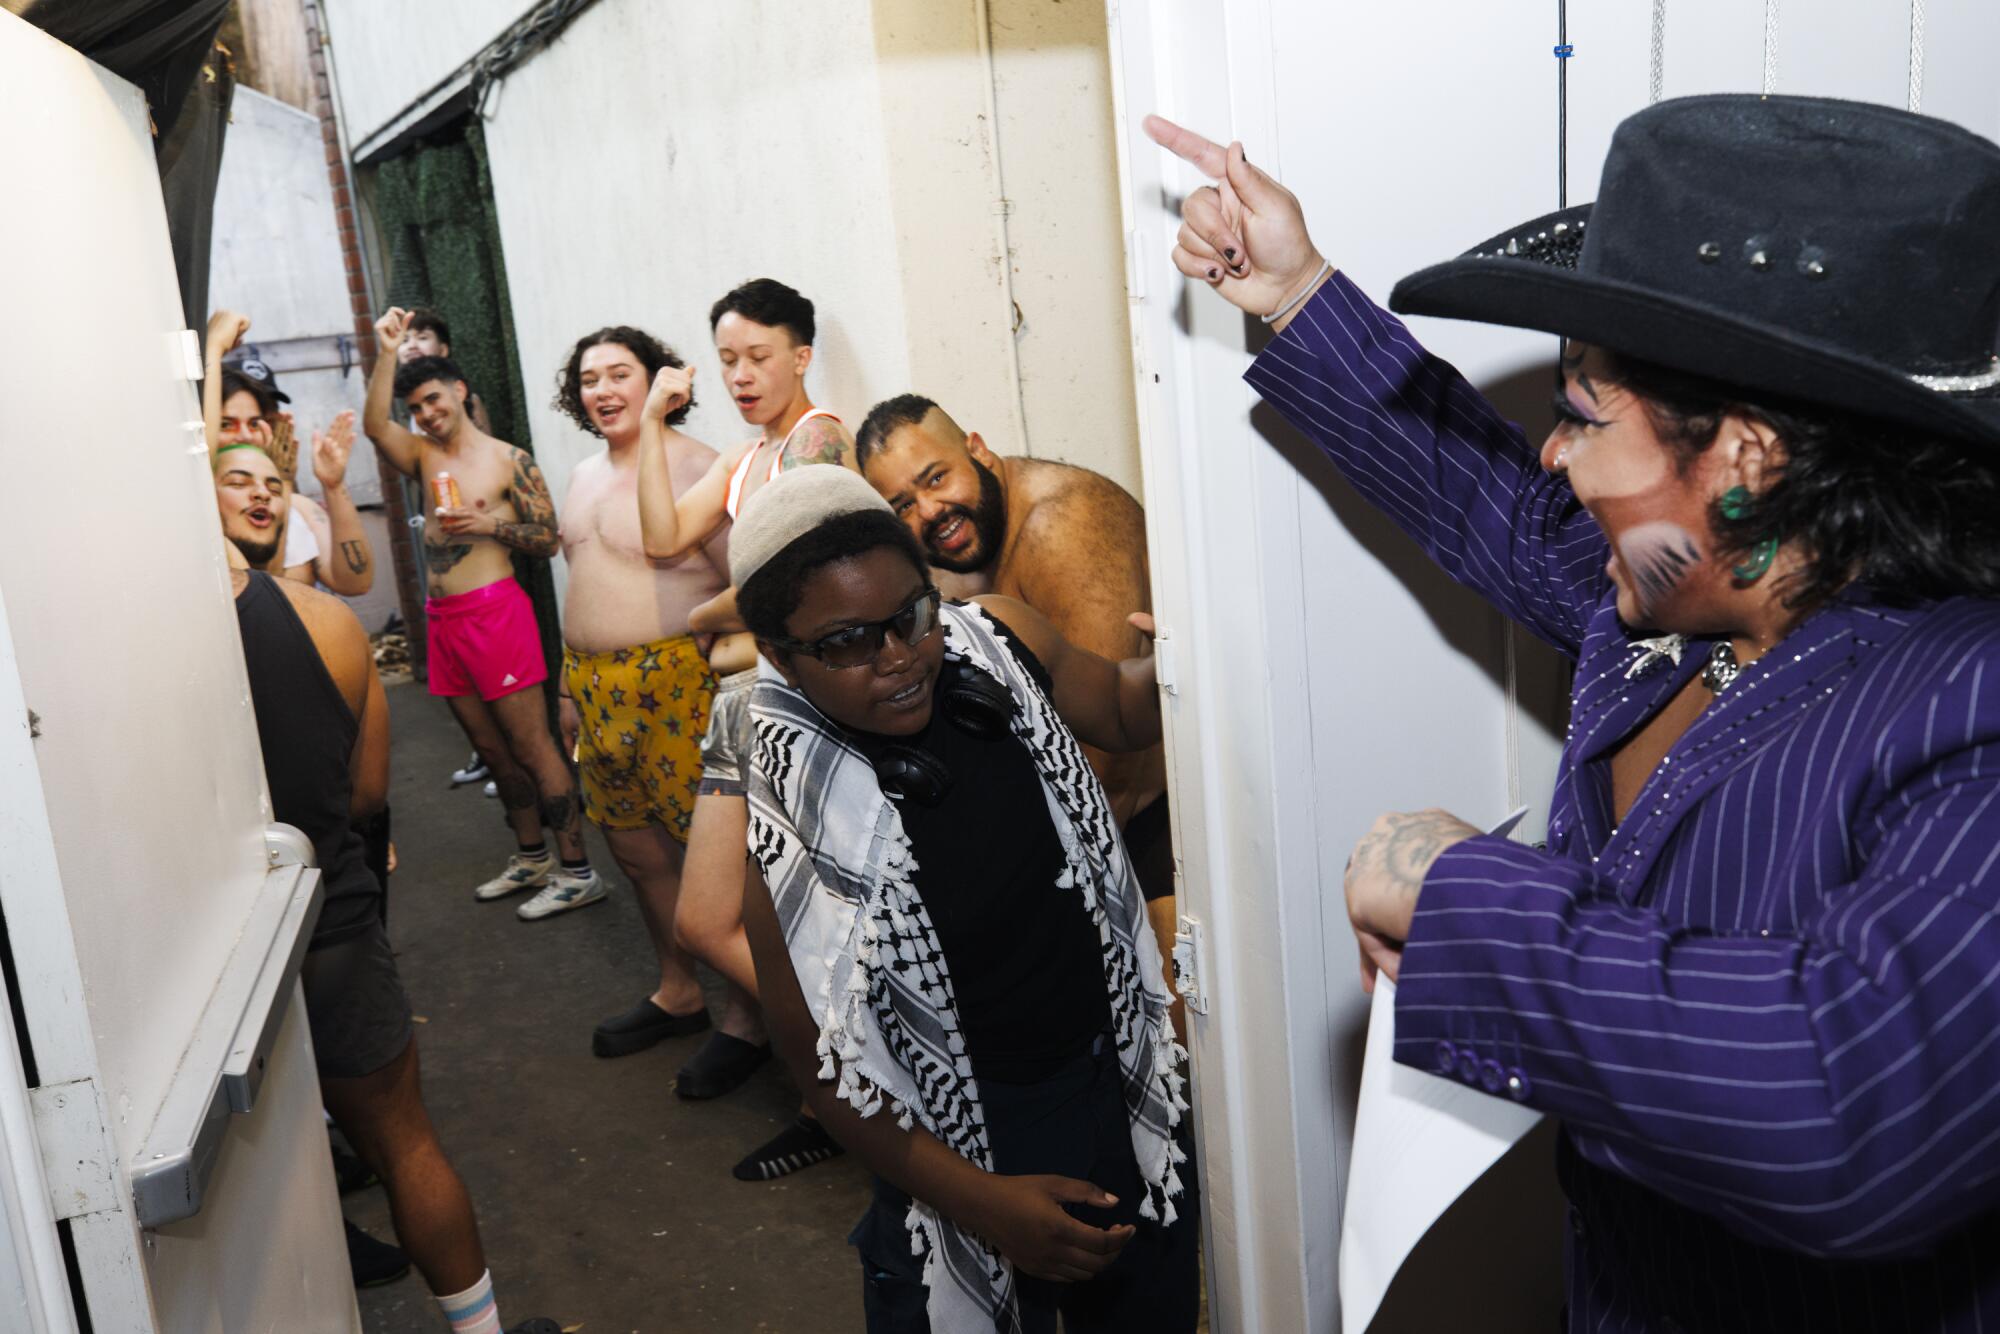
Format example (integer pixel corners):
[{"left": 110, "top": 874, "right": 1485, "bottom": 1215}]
[{"left": 1337, "top": 807, "right": 1543, "bottom": 1333}]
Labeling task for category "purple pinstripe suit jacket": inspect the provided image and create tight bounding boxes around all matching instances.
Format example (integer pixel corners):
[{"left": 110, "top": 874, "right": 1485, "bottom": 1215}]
[{"left": 1246, "top": 273, "right": 2000, "bottom": 1332}]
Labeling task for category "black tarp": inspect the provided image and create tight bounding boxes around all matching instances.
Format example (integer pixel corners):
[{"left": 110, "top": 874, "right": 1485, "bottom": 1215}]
[{"left": 8, "top": 0, "right": 235, "bottom": 328}]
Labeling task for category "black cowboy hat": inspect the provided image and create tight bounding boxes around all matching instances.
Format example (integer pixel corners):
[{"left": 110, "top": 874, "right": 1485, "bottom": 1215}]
[{"left": 1389, "top": 94, "right": 2000, "bottom": 446}]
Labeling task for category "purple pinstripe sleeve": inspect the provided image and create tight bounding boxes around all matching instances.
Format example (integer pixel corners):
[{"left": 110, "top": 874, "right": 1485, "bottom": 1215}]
[
  {"left": 1242, "top": 272, "right": 1609, "bottom": 655},
  {"left": 1397, "top": 647, "right": 2000, "bottom": 1261}
]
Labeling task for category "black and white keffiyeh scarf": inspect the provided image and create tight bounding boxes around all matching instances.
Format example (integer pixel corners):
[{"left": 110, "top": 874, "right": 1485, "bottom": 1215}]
[{"left": 745, "top": 601, "right": 1187, "bottom": 1332}]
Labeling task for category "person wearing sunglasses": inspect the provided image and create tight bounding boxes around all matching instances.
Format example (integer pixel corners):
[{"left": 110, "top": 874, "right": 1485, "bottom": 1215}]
[{"left": 727, "top": 466, "right": 1195, "bottom": 1333}]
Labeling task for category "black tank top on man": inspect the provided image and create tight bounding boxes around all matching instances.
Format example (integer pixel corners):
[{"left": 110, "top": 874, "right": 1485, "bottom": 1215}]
[
  {"left": 851, "top": 615, "right": 1112, "bottom": 1087},
  {"left": 234, "top": 571, "right": 382, "bottom": 947}
]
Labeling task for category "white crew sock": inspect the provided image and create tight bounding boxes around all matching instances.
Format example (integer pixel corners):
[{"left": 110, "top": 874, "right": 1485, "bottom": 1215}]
[{"left": 437, "top": 1269, "right": 502, "bottom": 1334}]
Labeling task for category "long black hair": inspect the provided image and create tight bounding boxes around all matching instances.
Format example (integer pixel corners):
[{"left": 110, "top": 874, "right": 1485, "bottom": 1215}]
[{"left": 1604, "top": 352, "right": 2000, "bottom": 612}]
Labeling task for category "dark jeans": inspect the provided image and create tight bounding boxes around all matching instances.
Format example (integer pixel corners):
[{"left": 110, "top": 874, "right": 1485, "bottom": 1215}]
[{"left": 850, "top": 1037, "right": 1201, "bottom": 1333}]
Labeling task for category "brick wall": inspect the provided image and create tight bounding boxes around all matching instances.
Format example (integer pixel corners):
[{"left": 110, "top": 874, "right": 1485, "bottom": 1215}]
[{"left": 301, "top": 0, "right": 427, "bottom": 670}]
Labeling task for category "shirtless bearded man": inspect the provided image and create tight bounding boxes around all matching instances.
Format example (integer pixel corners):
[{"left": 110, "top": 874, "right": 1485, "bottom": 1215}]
[
  {"left": 552, "top": 325, "right": 741, "bottom": 1057},
  {"left": 364, "top": 307, "right": 600, "bottom": 916},
  {"left": 855, "top": 397, "right": 1179, "bottom": 1003},
  {"left": 635, "top": 278, "right": 856, "bottom": 1181}
]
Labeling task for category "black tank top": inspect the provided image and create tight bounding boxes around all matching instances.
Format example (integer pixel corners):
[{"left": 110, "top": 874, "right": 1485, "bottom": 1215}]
[
  {"left": 855, "top": 618, "right": 1111, "bottom": 1085},
  {"left": 235, "top": 572, "right": 381, "bottom": 945}
]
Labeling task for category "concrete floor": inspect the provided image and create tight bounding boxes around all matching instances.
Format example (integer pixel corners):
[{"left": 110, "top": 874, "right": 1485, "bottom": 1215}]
[{"left": 351, "top": 681, "right": 874, "bottom": 1333}]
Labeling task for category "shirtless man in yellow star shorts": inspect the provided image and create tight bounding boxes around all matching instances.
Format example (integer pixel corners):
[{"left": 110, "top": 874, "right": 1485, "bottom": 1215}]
[{"left": 553, "top": 325, "right": 732, "bottom": 1056}]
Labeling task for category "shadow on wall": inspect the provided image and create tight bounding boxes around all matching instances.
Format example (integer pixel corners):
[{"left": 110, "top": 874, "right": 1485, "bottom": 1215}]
[{"left": 1246, "top": 329, "right": 1574, "bottom": 751}]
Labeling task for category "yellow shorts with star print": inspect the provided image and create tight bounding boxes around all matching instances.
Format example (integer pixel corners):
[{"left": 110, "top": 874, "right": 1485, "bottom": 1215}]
[{"left": 563, "top": 635, "right": 715, "bottom": 840}]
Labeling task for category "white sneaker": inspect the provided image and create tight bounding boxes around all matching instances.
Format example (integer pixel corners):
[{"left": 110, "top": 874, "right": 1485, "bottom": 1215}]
[
  {"left": 482, "top": 780, "right": 498, "bottom": 799},
  {"left": 516, "top": 868, "right": 607, "bottom": 921},
  {"left": 473, "top": 853, "right": 553, "bottom": 902},
  {"left": 451, "top": 753, "right": 490, "bottom": 786}
]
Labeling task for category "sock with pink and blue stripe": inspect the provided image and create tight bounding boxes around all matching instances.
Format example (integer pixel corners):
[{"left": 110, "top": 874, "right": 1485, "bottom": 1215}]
[{"left": 437, "top": 1269, "right": 502, "bottom": 1334}]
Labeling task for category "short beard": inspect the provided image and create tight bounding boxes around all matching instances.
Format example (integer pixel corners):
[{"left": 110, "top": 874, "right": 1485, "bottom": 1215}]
[
  {"left": 923, "top": 459, "right": 1008, "bottom": 573},
  {"left": 230, "top": 533, "right": 281, "bottom": 568}
]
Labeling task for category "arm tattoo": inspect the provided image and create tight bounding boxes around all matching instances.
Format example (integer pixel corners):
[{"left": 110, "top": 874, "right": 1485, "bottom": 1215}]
[
  {"left": 781, "top": 418, "right": 855, "bottom": 471},
  {"left": 340, "top": 540, "right": 369, "bottom": 575},
  {"left": 496, "top": 449, "right": 560, "bottom": 557}
]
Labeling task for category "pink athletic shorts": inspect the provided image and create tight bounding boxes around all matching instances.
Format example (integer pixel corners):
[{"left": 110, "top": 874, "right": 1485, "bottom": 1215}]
[{"left": 425, "top": 579, "right": 548, "bottom": 701}]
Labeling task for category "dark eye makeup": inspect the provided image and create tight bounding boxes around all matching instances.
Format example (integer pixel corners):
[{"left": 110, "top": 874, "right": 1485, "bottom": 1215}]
[{"left": 1550, "top": 391, "right": 1605, "bottom": 429}]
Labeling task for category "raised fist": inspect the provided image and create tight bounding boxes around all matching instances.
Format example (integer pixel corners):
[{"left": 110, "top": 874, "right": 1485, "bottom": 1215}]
[
  {"left": 646, "top": 364, "right": 696, "bottom": 423},
  {"left": 205, "top": 309, "right": 251, "bottom": 364},
  {"left": 373, "top": 307, "right": 410, "bottom": 356}
]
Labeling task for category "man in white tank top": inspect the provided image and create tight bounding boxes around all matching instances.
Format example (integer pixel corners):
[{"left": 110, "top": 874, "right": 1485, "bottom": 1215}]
[{"left": 634, "top": 279, "right": 858, "bottom": 1181}]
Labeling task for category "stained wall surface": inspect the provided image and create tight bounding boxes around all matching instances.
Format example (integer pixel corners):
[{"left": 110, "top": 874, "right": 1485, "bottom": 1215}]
[{"left": 318, "top": 0, "right": 1143, "bottom": 576}]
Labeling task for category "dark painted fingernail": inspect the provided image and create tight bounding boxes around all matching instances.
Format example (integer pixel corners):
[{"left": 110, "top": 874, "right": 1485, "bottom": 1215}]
[
  {"left": 1224, "top": 247, "right": 1237, "bottom": 261},
  {"left": 1207, "top": 267, "right": 1220, "bottom": 280}
]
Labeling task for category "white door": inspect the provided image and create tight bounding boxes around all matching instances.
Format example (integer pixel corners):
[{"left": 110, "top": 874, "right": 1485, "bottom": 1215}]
[{"left": 0, "top": 13, "right": 354, "bottom": 1331}]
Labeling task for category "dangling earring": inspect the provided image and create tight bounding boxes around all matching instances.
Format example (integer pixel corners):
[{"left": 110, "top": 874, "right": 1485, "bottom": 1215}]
[{"left": 1719, "top": 485, "right": 1777, "bottom": 582}]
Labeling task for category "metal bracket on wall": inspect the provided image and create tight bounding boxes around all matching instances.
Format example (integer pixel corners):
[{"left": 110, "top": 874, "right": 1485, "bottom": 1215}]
[{"left": 127, "top": 824, "right": 323, "bottom": 1228}]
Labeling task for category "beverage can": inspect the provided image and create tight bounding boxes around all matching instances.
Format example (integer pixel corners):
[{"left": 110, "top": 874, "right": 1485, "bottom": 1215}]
[{"left": 431, "top": 472, "right": 462, "bottom": 512}]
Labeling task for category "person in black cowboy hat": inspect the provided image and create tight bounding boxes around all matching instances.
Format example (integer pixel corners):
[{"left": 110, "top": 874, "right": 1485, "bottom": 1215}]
[{"left": 1150, "top": 95, "right": 2000, "bottom": 1331}]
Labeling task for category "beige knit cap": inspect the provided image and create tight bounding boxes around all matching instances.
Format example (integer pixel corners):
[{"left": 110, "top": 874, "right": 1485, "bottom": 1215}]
[{"left": 729, "top": 465, "right": 896, "bottom": 589}]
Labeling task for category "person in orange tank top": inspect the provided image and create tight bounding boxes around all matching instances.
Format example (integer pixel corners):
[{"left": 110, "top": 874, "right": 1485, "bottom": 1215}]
[{"left": 632, "top": 280, "right": 859, "bottom": 1181}]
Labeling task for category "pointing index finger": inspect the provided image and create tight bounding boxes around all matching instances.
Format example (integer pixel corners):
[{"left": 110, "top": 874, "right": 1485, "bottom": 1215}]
[{"left": 1143, "top": 114, "right": 1228, "bottom": 181}]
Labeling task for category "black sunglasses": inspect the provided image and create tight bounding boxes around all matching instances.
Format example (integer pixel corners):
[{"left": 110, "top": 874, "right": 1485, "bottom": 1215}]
[{"left": 773, "top": 587, "right": 942, "bottom": 669}]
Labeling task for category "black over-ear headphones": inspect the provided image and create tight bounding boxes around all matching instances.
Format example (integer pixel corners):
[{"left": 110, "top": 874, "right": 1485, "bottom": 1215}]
[{"left": 874, "top": 660, "right": 1018, "bottom": 806}]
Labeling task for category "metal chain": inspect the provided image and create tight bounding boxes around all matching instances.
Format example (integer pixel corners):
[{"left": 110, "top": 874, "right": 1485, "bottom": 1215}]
[
  {"left": 1761, "top": 0, "right": 1779, "bottom": 95},
  {"left": 1649, "top": 0, "right": 1667, "bottom": 103},
  {"left": 1907, "top": 0, "right": 1926, "bottom": 112}
]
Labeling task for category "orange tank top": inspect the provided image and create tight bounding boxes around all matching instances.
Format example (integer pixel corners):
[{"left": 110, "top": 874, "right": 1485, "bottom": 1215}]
[{"left": 723, "top": 407, "right": 843, "bottom": 520}]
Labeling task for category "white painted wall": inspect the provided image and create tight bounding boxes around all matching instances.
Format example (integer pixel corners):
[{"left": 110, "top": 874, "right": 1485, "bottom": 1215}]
[
  {"left": 1115, "top": 0, "right": 2000, "bottom": 1330},
  {"left": 318, "top": 0, "right": 1144, "bottom": 552},
  {"left": 0, "top": 15, "right": 350, "bottom": 1328}
]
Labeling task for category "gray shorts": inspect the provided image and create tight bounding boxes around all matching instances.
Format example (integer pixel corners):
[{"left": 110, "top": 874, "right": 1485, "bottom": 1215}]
[
  {"left": 300, "top": 922, "right": 414, "bottom": 1080},
  {"left": 697, "top": 668, "right": 758, "bottom": 798}
]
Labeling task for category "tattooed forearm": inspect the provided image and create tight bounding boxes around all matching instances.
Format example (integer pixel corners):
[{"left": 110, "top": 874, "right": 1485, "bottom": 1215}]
[
  {"left": 425, "top": 539, "right": 474, "bottom": 575},
  {"left": 499, "top": 449, "right": 560, "bottom": 557},
  {"left": 493, "top": 522, "right": 559, "bottom": 557},
  {"left": 340, "top": 540, "right": 370, "bottom": 575}
]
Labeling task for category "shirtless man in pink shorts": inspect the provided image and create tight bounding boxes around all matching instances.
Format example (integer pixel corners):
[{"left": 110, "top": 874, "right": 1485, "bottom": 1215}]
[{"left": 364, "top": 307, "right": 600, "bottom": 917}]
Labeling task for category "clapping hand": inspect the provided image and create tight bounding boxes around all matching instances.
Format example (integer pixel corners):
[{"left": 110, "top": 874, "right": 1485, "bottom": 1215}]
[
  {"left": 1142, "top": 116, "right": 1328, "bottom": 319},
  {"left": 312, "top": 411, "right": 357, "bottom": 492}
]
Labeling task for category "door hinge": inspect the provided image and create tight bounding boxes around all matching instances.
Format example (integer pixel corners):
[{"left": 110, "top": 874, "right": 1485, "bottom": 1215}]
[
  {"left": 1153, "top": 628, "right": 1177, "bottom": 697},
  {"left": 1171, "top": 905, "right": 1209, "bottom": 1016},
  {"left": 30, "top": 1079, "right": 120, "bottom": 1221}
]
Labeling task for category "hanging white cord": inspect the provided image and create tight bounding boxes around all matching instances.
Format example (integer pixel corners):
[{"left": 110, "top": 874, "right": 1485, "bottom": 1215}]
[
  {"left": 1648, "top": 0, "right": 1667, "bottom": 104},
  {"left": 1761, "top": 0, "right": 1780, "bottom": 94},
  {"left": 1907, "top": 0, "right": 1926, "bottom": 112}
]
